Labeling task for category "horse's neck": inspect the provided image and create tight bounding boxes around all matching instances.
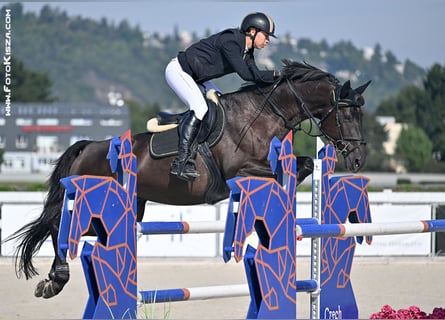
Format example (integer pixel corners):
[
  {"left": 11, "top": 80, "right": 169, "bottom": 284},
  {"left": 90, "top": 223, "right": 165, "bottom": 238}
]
[
  {"left": 292, "top": 81, "right": 335, "bottom": 120},
  {"left": 221, "top": 91, "right": 292, "bottom": 142}
]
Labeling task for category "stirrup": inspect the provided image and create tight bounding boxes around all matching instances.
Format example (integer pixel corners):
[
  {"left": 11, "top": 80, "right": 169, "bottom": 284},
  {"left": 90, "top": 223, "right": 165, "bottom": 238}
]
[{"left": 171, "top": 158, "right": 200, "bottom": 181}]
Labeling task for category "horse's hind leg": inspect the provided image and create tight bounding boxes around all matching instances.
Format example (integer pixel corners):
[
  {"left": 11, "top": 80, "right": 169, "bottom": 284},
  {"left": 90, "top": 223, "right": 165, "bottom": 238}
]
[
  {"left": 34, "top": 207, "right": 70, "bottom": 299},
  {"left": 34, "top": 256, "right": 69, "bottom": 298},
  {"left": 34, "top": 197, "right": 146, "bottom": 299}
]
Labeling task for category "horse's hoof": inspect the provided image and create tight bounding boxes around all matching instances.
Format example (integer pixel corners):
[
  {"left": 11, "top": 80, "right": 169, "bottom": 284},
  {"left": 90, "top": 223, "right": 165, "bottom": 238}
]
[
  {"left": 34, "top": 279, "right": 47, "bottom": 297},
  {"left": 42, "top": 281, "right": 57, "bottom": 299},
  {"left": 35, "top": 263, "right": 70, "bottom": 299},
  {"left": 34, "top": 279, "right": 60, "bottom": 299}
]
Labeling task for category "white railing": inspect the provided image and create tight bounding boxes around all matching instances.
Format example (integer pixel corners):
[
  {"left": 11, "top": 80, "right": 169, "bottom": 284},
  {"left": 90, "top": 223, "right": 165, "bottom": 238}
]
[{"left": 1, "top": 191, "right": 445, "bottom": 257}]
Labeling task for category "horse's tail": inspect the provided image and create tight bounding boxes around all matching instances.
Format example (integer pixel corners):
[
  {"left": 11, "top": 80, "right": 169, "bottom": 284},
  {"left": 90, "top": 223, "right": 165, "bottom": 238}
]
[{"left": 4, "top": 140, "right": 93, "bottom": 279}]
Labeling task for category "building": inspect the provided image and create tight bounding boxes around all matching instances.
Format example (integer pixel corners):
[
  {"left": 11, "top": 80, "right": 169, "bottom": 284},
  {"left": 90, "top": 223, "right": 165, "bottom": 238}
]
[
  {"left": 0, "top": 103, "right": 130, "bottom": 173},
  {"left": 376, "top": 116, "right": 406, "bottom": 173}
]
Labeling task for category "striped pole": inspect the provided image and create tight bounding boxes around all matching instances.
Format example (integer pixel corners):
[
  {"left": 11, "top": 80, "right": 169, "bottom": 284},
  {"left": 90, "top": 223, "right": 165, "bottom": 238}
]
[
  {"left": 137, "top": 220, "right": 226, "bottom": 235},
  {"left": 138, "top": 279, "right": 319, "bottom": 304},
  {"left": 138, "top": 284, "right": 249, "bottom": 303},
  {"left": 138, "top": 218, "right": 317, "bottom": 236},
  {"left": 297, "top": 219, "right": 445, "bottom": 238}
]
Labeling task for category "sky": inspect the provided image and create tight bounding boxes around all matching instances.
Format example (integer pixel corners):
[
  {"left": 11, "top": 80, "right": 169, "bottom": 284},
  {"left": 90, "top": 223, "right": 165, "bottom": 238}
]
[{"left": 21, "top": 0, "right": 445, "bottom": 69}]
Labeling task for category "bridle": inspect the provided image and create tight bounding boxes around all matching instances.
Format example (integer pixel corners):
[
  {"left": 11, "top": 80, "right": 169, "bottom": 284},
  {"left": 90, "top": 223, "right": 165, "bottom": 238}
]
[
  {"left": 259, "top": 77, "right": 366, "bottom": 157},
  {"left": 286, "top": 78, "right": 366, "bottom": 157}
]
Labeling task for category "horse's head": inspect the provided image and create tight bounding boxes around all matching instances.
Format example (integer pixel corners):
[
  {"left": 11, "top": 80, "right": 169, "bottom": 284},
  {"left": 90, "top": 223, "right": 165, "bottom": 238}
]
[
  {"left": 280, "top": 60, "right": 371, "bottom": 173},
  {"left": 319, "top": 79, "right": 371, "bottom": 172}
]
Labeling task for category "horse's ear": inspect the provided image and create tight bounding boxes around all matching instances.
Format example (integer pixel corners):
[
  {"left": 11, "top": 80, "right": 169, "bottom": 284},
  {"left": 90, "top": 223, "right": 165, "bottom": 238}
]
[
  {"left": 354, "top": 80, "right": 372, "bottom": 95},
  {"left": 340, "top": 80, "right": 351, "bottom": 98}
]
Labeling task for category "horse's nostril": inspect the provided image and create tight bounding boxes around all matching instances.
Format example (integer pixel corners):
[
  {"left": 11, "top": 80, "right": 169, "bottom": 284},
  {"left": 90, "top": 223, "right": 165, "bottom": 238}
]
[{"left": 355, "top": 159, "right": 361, "bottom": 168}]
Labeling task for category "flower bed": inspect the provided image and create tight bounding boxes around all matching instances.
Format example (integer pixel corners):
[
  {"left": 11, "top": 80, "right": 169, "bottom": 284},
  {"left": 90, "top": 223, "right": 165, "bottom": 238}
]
[{"left": 370, "top": 305, "right": 445, "bottom": 319}]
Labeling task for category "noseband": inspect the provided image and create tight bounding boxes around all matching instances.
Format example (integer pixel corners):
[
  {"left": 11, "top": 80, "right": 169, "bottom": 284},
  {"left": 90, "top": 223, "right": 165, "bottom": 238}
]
[{"left": 285, "top": 78, "right": 366, "bottom": 157}]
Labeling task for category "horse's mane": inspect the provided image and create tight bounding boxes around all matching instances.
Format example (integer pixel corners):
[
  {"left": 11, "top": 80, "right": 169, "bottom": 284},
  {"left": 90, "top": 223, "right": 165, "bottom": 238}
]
[
  {"left": 236, "top": 59, "right": 338, "bottom": 93},
  {"left": 281, "top": 59, "right": 338, "bottom": 84}
]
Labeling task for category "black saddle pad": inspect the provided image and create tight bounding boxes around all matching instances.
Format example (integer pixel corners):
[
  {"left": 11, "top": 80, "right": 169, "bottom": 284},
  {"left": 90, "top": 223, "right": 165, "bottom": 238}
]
[{"left": 149, "top": 103, "right": 225, "bottom": 159}]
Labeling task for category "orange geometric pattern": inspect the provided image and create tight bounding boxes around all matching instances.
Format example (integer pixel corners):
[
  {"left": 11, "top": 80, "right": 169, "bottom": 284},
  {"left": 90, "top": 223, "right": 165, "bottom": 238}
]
[
  {"left": 318, "top": 142, "right": 372, "bottom": 319},
  {"left": 227, "top": 131, "right": 296, "bottom": 318},
  {"left": 58, "top": 131, "right": 138, "bottom": 319}
]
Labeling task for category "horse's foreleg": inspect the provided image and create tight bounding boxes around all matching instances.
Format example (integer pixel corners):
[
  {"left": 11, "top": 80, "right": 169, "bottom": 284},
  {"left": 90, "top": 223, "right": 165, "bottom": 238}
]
[
  {"left": 296, "top": 156, "right": 314, "bottom": 186},
  {"left": 34, "top": 219, "right": 70, "bottom": 299}
]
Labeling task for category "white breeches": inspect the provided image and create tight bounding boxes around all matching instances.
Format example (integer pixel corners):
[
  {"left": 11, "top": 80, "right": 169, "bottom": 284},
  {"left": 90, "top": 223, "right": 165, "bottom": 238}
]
[{"left": 165, "top": 57, "right": 219, "bottom": 120}]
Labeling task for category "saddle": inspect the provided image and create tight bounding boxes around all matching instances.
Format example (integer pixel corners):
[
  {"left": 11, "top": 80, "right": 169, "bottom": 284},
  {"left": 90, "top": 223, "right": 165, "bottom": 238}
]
[
  {"left": 148, "top": 90, "right": 224, "bottom": 158},
  {"left": 146, "top": 90, "right": 229, "bottom": 203}
]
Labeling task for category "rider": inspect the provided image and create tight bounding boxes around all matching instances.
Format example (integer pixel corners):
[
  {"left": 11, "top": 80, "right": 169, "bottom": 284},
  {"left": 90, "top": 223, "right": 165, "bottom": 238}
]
[{"left": 165, "top": 12, "right": 282, "bottom": 181}]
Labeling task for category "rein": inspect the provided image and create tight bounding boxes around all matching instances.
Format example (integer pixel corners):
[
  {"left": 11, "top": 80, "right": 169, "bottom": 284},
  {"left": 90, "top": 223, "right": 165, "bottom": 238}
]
[
  {"left": 234, "top": 80, "right": 283, "bottom": 152},
  {"left": 235, "top": 75, "right": 365, "bottom": 157},
  {"left": 258, "top": 79, "right": 296, "bottom": 131}
]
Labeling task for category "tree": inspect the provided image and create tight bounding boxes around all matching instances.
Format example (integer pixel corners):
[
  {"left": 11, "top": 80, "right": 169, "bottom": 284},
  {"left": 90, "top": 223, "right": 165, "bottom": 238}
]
[
  {"left": 404, "top": 59, "right": 425, "bottom": 84},
  {"left": 418, "top": 64, "right": 445, "bottom": 158},
  {"left": 0, "top": 57, "right": 55, "bottom": 102},
  {"left": 38, "top": 5, "right": 57, "bottom": 24},
  {"left": 0, "top": 148, "right": 4, "bottom": 173},
  {"left": 376, "top": 63, "right": 445, "bottom": 163},
  {"left": 293, "top": 121, "right": 318, "bottom": 158},
  {"left": 1, "top": 3, "right": 23, "bottom": 19},
  {"left": 377, "top": 85, "right": 425, "bottom": 124},
  {"left": 361, "top": 112, "right": 390, "bottom": 171},
  {"left": 117, "top": 19, "right": 134, "bottom": 40},
  {"left": 424, "top": 64, "right": 445, "bottom": 100},
  {"left": 369, "top": 44, "right": 383, "bottom": 77},
  {"left": 396, "top": 125, "right": 432, "bottom": 172},
  {"left": 127, "top": 100, "right": 161, "bottom": 134}
]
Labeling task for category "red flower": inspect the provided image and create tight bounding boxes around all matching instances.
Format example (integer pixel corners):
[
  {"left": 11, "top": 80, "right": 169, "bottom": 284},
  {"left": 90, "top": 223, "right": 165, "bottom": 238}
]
[{"left": 370, "top": 305, "right": 445, "bottom": 319}]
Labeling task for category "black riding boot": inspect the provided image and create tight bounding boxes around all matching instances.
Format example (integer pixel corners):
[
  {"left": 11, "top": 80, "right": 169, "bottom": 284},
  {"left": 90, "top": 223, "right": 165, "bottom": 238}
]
[{"left": 170, "top": 111, "right": 201, "bottom": 181}]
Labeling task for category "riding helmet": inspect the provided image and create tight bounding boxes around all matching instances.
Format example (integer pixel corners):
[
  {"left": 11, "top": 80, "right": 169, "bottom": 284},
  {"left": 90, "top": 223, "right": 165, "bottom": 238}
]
[{"left": 240, "top": 12, "right": 276, "bottom": 38}]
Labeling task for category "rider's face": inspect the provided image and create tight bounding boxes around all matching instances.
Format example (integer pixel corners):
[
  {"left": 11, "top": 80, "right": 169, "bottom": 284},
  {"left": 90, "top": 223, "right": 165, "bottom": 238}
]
[{"left": 254, "top": 31, "right": 270, "bottom": 50}]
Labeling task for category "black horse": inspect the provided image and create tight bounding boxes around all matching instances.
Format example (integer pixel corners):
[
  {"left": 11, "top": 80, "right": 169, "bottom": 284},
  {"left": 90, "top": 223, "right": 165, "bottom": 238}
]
[{"left": 5, "top": 60, "right": 370, "bottom": 299}]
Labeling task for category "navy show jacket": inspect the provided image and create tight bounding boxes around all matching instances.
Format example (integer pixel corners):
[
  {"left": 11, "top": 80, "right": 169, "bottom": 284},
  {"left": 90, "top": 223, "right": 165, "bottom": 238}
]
[{"left": 177, "top": 28, "right": 275, "bottom": 84}]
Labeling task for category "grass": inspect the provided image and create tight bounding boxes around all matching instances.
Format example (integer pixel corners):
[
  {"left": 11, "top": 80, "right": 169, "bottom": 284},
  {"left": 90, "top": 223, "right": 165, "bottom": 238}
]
[
  {"left": 95, "top": 294, "right": 172, "bottom": 319},
  {"left": 139, "top": 292, "right": 171, "bottom": 320},
  {"left": 0, "top": 182, "right": 47, "bottom": 191},
  {"left": 142, "top": 302, "right": 171, "bottom": 320}
]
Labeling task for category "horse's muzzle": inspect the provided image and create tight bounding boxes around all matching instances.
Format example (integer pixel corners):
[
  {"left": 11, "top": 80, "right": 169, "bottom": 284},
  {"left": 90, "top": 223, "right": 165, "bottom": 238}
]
[{"left": 343, "top": 143, "right": 366, "bottom": 173}]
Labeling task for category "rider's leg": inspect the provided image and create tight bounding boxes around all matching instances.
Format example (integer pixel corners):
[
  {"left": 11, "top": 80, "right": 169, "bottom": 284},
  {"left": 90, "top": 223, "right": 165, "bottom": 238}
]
[
  {"left": 170, "top": 110, "right": 201, "bottom": 180},
  {"left": 165, "top": 58, "right": 207, "bottom": 180}
]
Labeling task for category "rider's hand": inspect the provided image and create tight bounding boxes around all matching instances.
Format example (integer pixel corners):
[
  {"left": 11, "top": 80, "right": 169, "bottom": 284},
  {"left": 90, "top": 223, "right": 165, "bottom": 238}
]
[{"left": 274, "top": 70, "right": 282, "bottom": 79}]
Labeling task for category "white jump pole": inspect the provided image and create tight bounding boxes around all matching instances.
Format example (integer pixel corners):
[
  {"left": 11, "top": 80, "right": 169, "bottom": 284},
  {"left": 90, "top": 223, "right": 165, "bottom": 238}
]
[
  {"left": 138, "top": 284, "right": 250, "bottom": 303},
  {"left": 297, "top": 219, "right": 445, "bottom": 238}
]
